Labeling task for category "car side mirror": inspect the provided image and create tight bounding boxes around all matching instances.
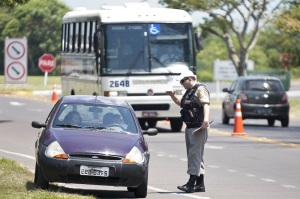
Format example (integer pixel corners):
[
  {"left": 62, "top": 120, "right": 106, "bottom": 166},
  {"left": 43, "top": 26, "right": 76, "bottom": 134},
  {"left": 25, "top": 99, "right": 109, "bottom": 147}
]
[
  {"left": 142, "top": 128, "right": 158, "bottom": 136},
  {"left": 32, "top": 121, "right": 46, "bottom": 128},
  {"left": 222, "top": 88, "right": 229, "bottom": 93}
]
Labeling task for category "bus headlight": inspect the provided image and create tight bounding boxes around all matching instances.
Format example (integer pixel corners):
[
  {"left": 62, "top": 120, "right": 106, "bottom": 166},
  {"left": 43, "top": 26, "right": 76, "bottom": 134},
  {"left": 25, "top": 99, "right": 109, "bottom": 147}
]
[{"left": 104, "top": 91, "right": 127, "bottom": 96}]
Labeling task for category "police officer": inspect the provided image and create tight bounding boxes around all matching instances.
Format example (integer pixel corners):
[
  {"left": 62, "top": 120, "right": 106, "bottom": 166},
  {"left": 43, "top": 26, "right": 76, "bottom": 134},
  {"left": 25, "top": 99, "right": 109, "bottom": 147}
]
[{"left": 166, "top": 70, "right": 210, "bottom": 193}]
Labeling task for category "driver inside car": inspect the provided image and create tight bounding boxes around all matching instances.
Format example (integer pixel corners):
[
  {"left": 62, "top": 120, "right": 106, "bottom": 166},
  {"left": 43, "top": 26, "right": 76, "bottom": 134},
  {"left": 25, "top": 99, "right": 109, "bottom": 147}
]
[
  {"left": 64, "top": 111, "right": 82, "bottom": 126},
  {"left": 103, "top": 113, "right": 128, "bottom": 130}
]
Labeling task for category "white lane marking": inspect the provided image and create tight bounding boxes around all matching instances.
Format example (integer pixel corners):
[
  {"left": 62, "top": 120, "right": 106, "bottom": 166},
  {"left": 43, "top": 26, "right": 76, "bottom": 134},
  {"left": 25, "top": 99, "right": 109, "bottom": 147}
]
[
  {"left": 148, "top": 186, "right": 210, "bottom": 199},
  {"left": 205, "top": 144, "right": 223, "bottom": 149},
  {"left": 157, "top": 153, "right": 165, "bottom": 157},
  {"left": 10, "top": 101, "right": 25, "bottom": 106},
  {"left": 282, "top": 185, "right": 298, "bottom": 189},
  {"left": 245, "top": 174, "right": 256, "bottom": 177},
  {"left": 27, "top": 108, "right": 44, "bottom": 112},
  {"left": 180, "top": 158, "right": 187, "bottom": 161},
  {"left": 0, "top": 149, "right": 35, "bottom": 160},
  {"left": 261, "top": 178, "right": 276, "bottom": 183},
  {"left": 168, "top": 155, "right": 177, "bottom": 158},
  {"left": 227, "top": 169, "right": 238, "bottom": 173},
  {"left": 207, "top": 165, "right": 220, "bottom": 168}
]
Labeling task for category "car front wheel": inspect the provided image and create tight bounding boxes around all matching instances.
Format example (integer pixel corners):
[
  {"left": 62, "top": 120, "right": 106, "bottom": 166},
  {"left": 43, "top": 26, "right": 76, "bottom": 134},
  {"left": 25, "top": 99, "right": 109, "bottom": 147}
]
[
  {"left": 281, "top": 116, "right": 289, "bottom": 127},
  {"left": 222, "top": 108, "right": 230, "bottom": 124},
  {"left": 147, "top": 119, "right": 157, "bottom": 128},
  {"left": 267, "top": 118, "right": 275, "bottom": 126},
  {"left": 34, "top": 163, "right": 49, "bottom": 189},
  {"left": 138, "top": 119, "right": 147, "bottom": 130},
  {"left": 134, "top": 171, "right": 148, "bottom": 198}
]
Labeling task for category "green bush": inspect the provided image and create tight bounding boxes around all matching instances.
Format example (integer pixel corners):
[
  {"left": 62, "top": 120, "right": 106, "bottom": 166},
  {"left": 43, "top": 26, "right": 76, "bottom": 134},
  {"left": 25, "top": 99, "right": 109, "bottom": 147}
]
[{"left": 197, "top": 70, "right": 213, "bottom": 82}]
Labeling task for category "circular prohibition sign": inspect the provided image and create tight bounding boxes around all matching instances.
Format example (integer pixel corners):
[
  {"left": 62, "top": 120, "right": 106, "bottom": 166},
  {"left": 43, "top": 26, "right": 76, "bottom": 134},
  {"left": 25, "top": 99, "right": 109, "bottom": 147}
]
[
  {"left": 6, "top": 41, "right": 26, "bottom": 59},
  {"left": 6, "top": 62, "right": 26, "bottom": 80}
]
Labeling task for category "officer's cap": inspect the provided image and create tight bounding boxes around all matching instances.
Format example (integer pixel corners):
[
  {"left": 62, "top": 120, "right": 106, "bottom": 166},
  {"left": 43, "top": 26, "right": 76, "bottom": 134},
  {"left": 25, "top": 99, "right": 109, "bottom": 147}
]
[{"left": 176, "top": 70, "right": 196, "bottom": 81}]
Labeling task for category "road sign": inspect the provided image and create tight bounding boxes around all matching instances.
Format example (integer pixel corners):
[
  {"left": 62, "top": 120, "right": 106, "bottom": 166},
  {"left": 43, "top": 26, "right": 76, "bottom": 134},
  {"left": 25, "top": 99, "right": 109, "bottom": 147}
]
[
  {"left": 38, "top": 54, "right": 56, "bottom": 72},
  {"left": 214, "top": 60, "right": 238, "bottom": 81},
  {"left": 6, "top": 62, "right": 26, "bottom": 80},
  {"left": 214, "top": 60, "right": 254, "bottom": 81},
  {"left": 5, "top": 38, "right": 28, "bottom": 83},
  {"left": 7, "top": 41, "right": 26, "bottom": 59}
]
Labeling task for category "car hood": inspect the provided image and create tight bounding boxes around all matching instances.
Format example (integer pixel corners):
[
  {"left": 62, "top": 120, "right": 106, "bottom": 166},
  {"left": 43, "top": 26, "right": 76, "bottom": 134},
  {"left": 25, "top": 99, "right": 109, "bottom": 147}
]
[{"left": 48, "top": 128, "right": 140, "bottom": 157}]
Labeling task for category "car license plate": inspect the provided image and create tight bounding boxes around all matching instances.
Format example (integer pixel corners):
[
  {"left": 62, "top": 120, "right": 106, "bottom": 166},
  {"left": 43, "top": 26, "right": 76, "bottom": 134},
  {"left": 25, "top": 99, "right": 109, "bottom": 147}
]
[
  {"left": 80, "top": 165, "right": 109, "bottom": 177},
  {"left": 142, "top": 112, "right": 157, "bottom": 117},
  {"left": 256, "top": 108, "right": 272, "bottom": 114}
]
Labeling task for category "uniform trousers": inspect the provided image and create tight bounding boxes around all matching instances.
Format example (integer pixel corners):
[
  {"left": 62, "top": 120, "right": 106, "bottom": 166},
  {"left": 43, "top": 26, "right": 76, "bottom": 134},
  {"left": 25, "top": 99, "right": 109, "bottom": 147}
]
[{"left": 185, "top": 127, "right": 208, "bottom": 176}]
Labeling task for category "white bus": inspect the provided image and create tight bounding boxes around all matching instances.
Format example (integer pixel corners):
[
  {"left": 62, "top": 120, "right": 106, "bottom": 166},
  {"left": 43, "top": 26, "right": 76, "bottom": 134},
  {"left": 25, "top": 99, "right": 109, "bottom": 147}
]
[{"left": 61, "top": 3, "right": 203, "bottom": 131}]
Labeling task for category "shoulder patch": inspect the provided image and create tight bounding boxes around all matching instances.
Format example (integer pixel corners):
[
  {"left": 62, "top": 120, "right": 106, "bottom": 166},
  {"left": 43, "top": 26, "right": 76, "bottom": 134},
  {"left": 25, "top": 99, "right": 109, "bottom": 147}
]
[{"left": 196, "top": 87, "right": 210, "bottom": 104}]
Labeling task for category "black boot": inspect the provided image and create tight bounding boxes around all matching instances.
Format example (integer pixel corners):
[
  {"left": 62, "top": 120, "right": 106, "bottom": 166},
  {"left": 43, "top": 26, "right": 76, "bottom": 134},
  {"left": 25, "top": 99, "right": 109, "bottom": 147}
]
[
  {"left": 194, "top": 174, "right": 205, "bottom": 192},
  {"left": 177, "top": 175, "right": 197, "bottom": 193}
]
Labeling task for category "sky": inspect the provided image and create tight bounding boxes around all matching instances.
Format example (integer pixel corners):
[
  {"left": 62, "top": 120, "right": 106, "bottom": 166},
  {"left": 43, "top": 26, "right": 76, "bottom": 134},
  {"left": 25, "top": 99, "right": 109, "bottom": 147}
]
[
  {"left": 58, "top": 0, "right": 205, "bottom": 25},
  {"left": 59, "top": 0, "right": 162, "bottom": 9}
]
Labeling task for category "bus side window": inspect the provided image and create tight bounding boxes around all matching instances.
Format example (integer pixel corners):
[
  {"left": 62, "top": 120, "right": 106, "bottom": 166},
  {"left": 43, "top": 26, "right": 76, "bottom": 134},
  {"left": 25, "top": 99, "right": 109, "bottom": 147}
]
[
  {"left": 71, "top": 23, "right": 76, "bottom": 52},
  {"left": 91, "top": 21, "right": 97, "bottom": 53},
  {"left": 82, "top": 22, "right": 87, "bottom": 52},
  {"left": 61, "top": 24, "right": 66, "bottom": 53},
  {"left": 77, "top": 22, "right": 81, "bottom": 52},
  {"left": 88, "top": 21, "right": 93, "bottom": 53},
  {"left": 74, "top": 22, "right": 79, "bottom": 52},
  {"left": 66, "top": 23, "right": 70, "bottom": 52}
]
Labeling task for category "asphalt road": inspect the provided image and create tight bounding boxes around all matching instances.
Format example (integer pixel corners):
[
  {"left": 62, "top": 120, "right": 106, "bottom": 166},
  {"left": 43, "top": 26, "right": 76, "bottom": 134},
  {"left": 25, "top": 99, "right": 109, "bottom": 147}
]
[{"left": 1, "top": 95, "right": 300, "bottom": 199}]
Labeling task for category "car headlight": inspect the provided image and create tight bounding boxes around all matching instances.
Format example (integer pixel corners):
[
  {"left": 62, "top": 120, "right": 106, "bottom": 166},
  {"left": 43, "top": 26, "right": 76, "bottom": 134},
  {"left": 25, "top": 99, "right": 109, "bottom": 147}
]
[
  {"left": 45, "top": 141, "right": 68, "bottom": 159},
  {"left": 123, "top": 146, "right": 144, "bottom": 164}
]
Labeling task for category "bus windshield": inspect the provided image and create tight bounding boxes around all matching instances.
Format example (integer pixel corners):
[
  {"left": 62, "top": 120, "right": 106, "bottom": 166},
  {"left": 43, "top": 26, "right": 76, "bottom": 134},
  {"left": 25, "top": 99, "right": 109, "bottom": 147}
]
[{"left": 103, "top": 23, "right": 194, "bottom": 75}]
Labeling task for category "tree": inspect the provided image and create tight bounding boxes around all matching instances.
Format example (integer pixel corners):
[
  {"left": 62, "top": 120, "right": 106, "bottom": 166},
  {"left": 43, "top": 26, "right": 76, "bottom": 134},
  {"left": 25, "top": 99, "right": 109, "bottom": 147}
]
[
  {"left": 159, "top": 0, "right": 288, "bottom": 76},
  {"left": 273, "top": 1, "right": 300, "bottom": 67},
  {"left": 0, "top": 0, "right": 30, "bottom": 7},
  {"left": 0, "top": 0, "right": 70, "bottom": 75}
]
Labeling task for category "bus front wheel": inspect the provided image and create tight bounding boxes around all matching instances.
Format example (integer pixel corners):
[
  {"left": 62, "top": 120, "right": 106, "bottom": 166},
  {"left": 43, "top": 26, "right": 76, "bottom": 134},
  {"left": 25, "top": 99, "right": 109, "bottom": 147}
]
[
  {"left": 147, "top": 119, "right": 157, "bottom": 128},
  {"left": 138, "top": 119, "right": 147, "bottom": 130},
  {"left": 170, "top": 118, "right": 183, "bottom": 132}
]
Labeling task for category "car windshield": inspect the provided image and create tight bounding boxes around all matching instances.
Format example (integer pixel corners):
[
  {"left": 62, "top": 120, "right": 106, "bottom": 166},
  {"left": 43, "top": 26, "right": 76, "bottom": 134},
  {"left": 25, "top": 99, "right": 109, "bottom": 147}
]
[
  {"left": 244, "top": 80, "right": 284, "bottom": 92},
  {"left": 52, "top": 103, "right": 138, "bottom": 134}
]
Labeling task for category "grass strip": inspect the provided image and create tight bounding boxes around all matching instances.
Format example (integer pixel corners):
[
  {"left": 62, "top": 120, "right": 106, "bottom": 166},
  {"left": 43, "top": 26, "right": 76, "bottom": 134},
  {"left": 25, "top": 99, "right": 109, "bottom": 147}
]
[{"left": 0, "top": 158, "right": 94, "bottom": 199}]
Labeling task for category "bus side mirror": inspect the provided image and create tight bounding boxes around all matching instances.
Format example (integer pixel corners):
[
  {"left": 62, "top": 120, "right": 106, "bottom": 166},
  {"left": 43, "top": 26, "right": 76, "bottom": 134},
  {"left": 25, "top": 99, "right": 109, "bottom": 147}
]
[
  {"left": 194, "top": 32, "right": 204, "bottom": 51},
  {"left": 94, "top": 31, "right": 101, "bottom": 57}
]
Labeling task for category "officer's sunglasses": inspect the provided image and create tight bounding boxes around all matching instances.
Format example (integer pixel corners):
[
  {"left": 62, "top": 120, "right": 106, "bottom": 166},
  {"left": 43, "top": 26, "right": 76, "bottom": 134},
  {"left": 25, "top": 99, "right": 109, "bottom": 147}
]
[{"left": 180, "top": 77, "right": 189, "bottom": 85}]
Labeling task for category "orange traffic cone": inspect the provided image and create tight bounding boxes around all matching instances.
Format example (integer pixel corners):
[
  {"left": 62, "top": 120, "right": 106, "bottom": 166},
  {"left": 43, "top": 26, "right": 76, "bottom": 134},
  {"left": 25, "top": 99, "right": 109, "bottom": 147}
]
[
  {"left": 51, "top": 83, "right": 58, "bottom": 103},
  {"left": 232, "top": 98, "right": 246, "bottom": 136}
]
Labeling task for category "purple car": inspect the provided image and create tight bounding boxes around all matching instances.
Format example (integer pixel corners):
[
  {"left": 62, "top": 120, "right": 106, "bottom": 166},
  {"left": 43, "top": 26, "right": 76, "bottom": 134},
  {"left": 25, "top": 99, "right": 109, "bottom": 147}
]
[{"left": 31, "top": 95, "right": 157, "bottom": 198}]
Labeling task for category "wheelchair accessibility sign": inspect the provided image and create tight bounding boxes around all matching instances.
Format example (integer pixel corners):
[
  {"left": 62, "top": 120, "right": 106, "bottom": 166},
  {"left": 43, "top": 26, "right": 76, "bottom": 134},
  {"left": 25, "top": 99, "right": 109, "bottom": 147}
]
[{"left": 149, "top": 24, "right": 160, "bottom": 35}]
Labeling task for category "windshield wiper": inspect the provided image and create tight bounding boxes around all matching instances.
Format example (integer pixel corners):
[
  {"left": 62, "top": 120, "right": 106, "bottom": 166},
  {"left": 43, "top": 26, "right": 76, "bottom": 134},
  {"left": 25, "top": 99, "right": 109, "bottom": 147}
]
[
  {"left": 84, "top": 126, "right": 107, "bottom": 130},
  {"left": 126, "top": 49, "right": 144, "bottom": 74},
  {"left": 56, "top": 124, "right": 82, "bottom": 128},
  {"left": 151, "top": 56, "right": 172, "bottom": 73},
  {"left": 85, "top": 126, "right": 127, "bottom": 133}
]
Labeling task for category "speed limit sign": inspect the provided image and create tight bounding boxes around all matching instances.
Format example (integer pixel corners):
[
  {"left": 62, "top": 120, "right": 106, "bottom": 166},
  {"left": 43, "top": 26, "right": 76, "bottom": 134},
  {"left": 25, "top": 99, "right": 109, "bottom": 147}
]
[{"left": 5, "top": 38, "right": 28, "bottom": 83}]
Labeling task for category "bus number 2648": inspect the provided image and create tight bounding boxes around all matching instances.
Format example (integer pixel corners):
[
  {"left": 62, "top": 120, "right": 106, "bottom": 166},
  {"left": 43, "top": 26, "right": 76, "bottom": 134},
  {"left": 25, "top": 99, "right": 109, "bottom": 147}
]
[{"left": 110, "top": 80, "right": 130, "bottom": 87}]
